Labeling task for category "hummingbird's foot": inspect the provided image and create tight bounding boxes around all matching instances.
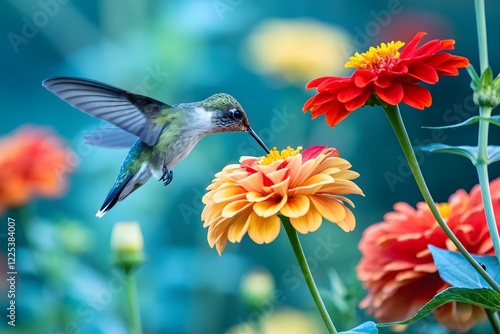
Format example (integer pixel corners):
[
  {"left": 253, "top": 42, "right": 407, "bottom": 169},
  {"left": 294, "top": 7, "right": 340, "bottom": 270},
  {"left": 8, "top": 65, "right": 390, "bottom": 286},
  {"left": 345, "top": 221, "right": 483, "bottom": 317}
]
[{"left": 159, "top": 166, "right": 173, "bottom": 186}]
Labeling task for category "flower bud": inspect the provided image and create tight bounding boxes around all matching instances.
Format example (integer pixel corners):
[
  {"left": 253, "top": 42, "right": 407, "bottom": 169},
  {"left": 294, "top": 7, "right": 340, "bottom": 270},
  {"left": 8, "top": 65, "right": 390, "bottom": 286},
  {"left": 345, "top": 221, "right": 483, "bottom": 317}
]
[
  {"left": 111, "top": 222, "right": 145, "bottom": 272},
  {"left": 472, "top": 68, "right": 500, "bottom": 108},
  {"left": 473, "top": 83, "right": 500, "bottom": 108},
  {"left": 240, "top": 268, "right": 275, "bottom": 307}
]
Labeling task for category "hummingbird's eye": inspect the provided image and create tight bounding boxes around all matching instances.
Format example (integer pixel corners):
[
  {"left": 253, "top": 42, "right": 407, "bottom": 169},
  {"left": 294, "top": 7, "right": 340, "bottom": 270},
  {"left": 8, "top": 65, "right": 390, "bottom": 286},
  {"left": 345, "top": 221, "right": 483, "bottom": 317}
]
[{"left": 230, "top": 108, "right": 243, "bottom": 120}]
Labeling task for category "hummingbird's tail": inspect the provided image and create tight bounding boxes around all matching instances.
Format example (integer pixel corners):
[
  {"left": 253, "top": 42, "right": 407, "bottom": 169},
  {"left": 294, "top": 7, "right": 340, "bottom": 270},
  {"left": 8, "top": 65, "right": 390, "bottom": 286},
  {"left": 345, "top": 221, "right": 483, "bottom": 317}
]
[
  {"left": 96, "top": 167, "right": 152, "bottom": 217},
  {"left": 96, "top": 173, "right": 133, "bottom": 218}
]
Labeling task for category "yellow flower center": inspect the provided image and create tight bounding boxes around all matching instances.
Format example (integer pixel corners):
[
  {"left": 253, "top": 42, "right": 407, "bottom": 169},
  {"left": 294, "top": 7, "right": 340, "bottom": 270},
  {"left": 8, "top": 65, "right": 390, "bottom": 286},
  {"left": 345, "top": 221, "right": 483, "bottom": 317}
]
[
  {"left": 345, "top": 41, "right": 405, "bottom": 73},
  {"left": 260, "top": 146, "right": 302, "bottom": 165},
  {"left": 436, "top": 203, "right": 451, "bottom": 219}
]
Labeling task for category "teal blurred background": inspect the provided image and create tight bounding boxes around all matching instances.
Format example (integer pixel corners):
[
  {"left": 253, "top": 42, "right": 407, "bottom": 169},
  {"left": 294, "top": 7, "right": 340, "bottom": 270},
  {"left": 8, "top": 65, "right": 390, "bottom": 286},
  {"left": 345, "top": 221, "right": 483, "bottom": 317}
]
[{"left": 1, "top": 0, "right": 500, "bottom": 333}]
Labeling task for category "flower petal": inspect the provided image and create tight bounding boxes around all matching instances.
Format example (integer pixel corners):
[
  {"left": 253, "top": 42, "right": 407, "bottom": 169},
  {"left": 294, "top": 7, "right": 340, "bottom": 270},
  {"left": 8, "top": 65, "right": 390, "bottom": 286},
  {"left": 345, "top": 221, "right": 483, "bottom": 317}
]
[
  {"left": 303, "top": 92, "right": 336, "bottom": 111},
  {"left": 299, "top": 174, "right": 334, "bottom": 189},
  {"left": 280, "top": 195, "right": 310, "bottom": 218},
  {"left": 253, "top": 194, "right": 288, "bottom": 218},
  {"left": 202, "top": 202, "right": 226, "bottom": 225},
  {"left": 375, "top": 82, "right": 403, "bottom": 105},
  {"left": 305, "top": 76, "right": 339, "bottom": 89},
  {"left": 301, "top": 146, "right": 327, "bottom": 161},
  {"left": 401, "top": 83, "right": 432, "bottom": 109},
  {"left": 265, "top": 168, "right": 289, "bottom": 184},
  {"left": 290, "top": 208, "right": 323, "bottom": 233},
  {"left": 407, "top": 62, "right": 439, "bottom": 84},
  {"left": 335, "top": 206, "right": 356, "bottom": 231},
  {"left": 337, "top": 84, "right": 366, "bottom": 103},
  {"left": 319, "top": 179, "right": 364, "bottom": 195},
  {"left": 309, "top": 195, "right": 347, "bottom": 223},
  {"left": 325, "top": 104, "right": 353, "bottom": 127},
  {"left": 222, "top": 200, "right": 252, "bottom": 218},
  {"left": 290, "top": 175, "right": 334, "bottom": 196},
  {"left": 399, "top": 32, "right": 427, "bottom": 58},
  {"left": 269, "top": 177, "right": 290, "bottom": 197},
  {"left": 353, "top": 70, "right": 377, "bottom": 87},
  {"left": 247, "top": 212, "right": 281, "bottom": 244},
  {"left": 213, "top": 186, "right": 246, "bottom": 203},
  {"left": 237, "top": 172, "right": 264, "bottom": 193},
  {"left": 246, "top": 191, "right": 274, "bottom": 202},
  {"left": 227, "top": 207, "right": 253, "bottom": 243},
  {"left": 344, "top": 87, "right": 372, "bottom": 111}
]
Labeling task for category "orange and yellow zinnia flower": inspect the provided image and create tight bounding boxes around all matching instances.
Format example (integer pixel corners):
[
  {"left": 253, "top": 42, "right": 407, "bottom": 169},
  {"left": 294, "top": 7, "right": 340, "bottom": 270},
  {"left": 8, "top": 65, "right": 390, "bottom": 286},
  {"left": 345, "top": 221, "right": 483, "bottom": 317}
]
[
  {"left": 356, "top": 178, "right": 500, "bottom": 332},
  {"left": 303, "top": 32, "right": 469, "bottom": 127},
  {"left": 0, "top": 126, "right": 75, "bottom": 213},
  {"left": 202, "top": 146, "right": 363, "bottom": 254}
]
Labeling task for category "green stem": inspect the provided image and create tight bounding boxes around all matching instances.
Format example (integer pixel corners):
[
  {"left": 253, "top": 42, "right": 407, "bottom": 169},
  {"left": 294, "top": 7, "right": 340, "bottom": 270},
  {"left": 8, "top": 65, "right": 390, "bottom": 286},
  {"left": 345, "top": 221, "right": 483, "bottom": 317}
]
[
  {"left": 383, "top": 104, "right": 500, "bottom": 293},
  {"left": 124, "top": 270, "right": 143, "bottom": 334},
  {"left": 477, "top": 163, "right": 500, "bottom": 264},
  {"left": 476, "top": 108, "right": 500, "bottom": 264},
  {"left": 281, "top": 216, "right": 337, "bottom": 334},
  {"left": 475, "top": 0, "right": 489, "bottom": 73},
  {"left": 486, "top": 309, "right": 500, "bottom": 334},
  {"left": 474, "top": 0, "right": 500, "bottom": 264}
]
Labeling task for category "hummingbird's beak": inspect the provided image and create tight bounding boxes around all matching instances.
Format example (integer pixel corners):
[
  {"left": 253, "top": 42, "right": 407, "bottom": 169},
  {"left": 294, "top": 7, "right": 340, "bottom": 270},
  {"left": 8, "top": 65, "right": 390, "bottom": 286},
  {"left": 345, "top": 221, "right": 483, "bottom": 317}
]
[{"left": 246, "top": 126, "right": 270, "bottom": 154}]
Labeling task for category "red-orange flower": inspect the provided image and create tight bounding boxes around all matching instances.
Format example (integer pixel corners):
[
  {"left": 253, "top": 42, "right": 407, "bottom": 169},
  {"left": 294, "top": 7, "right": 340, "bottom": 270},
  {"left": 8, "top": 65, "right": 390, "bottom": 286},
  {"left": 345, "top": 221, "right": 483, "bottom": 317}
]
[
  {"left": 357, "top": 178, "right": 500, "bottom": 332},
  {"left": 202, "top": 146, "right": 363, "bottom": 254},
  {"left": 0, "top": 126, "right": 75, "bottom": 213},
  {"left": 303, "top": 32, "right": 469, "bottom": 127}
]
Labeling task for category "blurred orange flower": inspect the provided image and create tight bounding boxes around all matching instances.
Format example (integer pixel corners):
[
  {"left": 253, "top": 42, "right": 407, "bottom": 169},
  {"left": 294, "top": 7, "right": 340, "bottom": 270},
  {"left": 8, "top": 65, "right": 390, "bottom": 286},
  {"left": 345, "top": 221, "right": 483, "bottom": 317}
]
[
  {"left": 202, "top": 146, "right": 363, "bottom": 254},
  {"left": 0, "top": 126, "right": 75, "bottom": 213},
  {"left": 357, "top": 178, "right": 500, "bottom": 332},
  {"left": 303, "top": 32, "right": 469, "bottom": 127}
]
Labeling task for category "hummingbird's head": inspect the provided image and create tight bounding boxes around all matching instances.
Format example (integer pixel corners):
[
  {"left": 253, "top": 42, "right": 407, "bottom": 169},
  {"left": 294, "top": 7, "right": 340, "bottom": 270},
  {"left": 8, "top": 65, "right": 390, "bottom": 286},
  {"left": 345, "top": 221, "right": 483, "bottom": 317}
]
[{"left": 203, "top": 93, "right": 270, "bottom": 153}]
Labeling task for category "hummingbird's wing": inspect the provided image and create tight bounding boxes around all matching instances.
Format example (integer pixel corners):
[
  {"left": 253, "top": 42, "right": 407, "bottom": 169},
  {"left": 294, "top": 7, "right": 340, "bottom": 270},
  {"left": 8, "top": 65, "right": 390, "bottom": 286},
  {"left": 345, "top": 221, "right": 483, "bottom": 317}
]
[
  {"left": 42, "top": 77, "right": 171, "bottom": 146},
  {"left": 83, "top": 126, "right": 138, "bottom": 149}
]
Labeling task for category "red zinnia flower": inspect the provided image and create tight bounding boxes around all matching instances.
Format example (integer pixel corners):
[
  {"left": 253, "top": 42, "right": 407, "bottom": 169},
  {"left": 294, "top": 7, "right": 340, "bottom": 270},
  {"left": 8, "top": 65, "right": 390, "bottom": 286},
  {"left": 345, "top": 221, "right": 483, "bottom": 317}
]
[
  {"left": 356, "top": 178, "right": 500, "bottom": 332},
  {"left": 0, "top": 126, "right": 75, "bottom": 213},
  {"left": 303, "top": 32, "right": 469, "bottom": 127}
]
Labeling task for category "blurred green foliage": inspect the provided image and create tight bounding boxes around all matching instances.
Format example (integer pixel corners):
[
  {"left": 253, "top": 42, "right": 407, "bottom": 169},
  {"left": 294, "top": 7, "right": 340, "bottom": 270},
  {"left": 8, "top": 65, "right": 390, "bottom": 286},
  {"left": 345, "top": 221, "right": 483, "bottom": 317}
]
[{"left": 1, "top": 0, "right": 500, "bottom": 333}]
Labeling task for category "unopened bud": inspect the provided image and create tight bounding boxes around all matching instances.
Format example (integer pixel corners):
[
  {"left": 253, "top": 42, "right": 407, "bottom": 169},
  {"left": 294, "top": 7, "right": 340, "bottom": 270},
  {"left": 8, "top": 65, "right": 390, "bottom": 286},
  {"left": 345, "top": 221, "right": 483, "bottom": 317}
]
[
  {"left": 111, "top": 222, "right": 145, "bottom": 272},
  {"left": 473, "top": 84, "right": 500, "bottom": 108}
]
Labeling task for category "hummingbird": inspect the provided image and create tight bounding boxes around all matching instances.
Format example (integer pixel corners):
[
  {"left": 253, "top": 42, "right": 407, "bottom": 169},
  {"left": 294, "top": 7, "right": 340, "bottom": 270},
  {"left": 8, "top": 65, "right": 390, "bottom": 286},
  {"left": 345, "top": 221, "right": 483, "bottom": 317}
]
[{"left": 42, "top": 77, "right": 270, "bottom": 217}]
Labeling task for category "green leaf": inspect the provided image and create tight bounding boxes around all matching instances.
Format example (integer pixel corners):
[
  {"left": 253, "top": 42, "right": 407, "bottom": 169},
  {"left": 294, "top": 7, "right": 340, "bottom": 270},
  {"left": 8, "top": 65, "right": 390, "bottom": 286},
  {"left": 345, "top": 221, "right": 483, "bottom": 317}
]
[
  {"left": 378, "top": 287, "right": 500, "bottom": 327},
  {"left": 480, "top": 67, "right": 494, "bottom": 86},
  {"left": 339, "top": 321, "right": 378, "bottom": 334},
  {"left": 423, "top": 116, "right": 481, "bottom": 129},
  {"left": 415, "top": 144, "right": 477, "bottom": 161},
  {"left": 494, "top": 73, "right": 500, "bottom": 90},
  {"left": 467, "top": 65, "right": 480, "bottom": 90},
  {"left": 489, "top": 115, "right": 500, "bottom": 126},
  {"left": 429, "top": 246, "right": 500, "bottom": 288},
  {"left": 416, "top": 144, "right": 500, "bottom": 164},
  {"left": 422, "top": 115, "right": 500, "bottom": 129},
  {"left": 323, "top": 270, "right": 349, "bottom": 312},
  {"left": 489, "top": 146, "right": 500, "bottom": 163}
]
